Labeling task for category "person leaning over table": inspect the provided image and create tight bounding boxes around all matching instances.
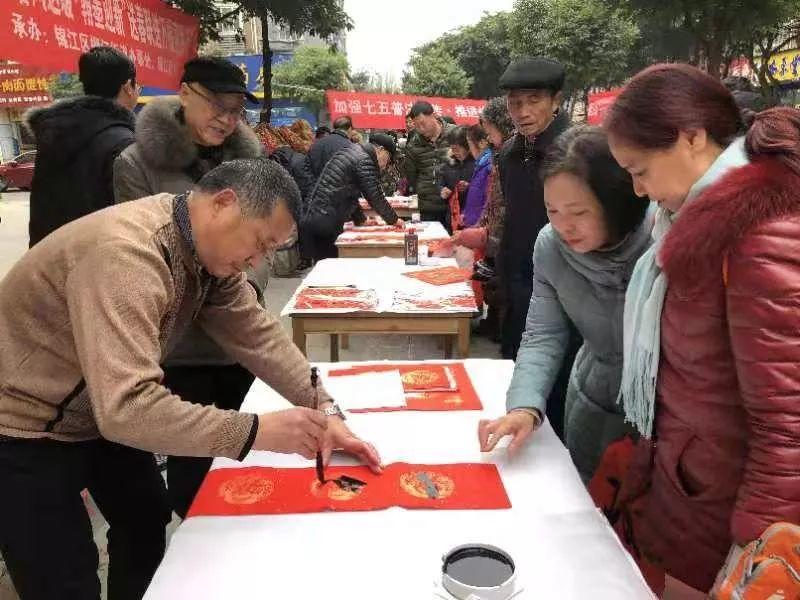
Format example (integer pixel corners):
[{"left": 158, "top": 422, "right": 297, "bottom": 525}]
[
  {"left": 0, "top": 159, "right": 379, "bottom": 600},
  {"left": 301, "top": 132, "right": 404, "bottom": 261},
  {"left": 478, "top": 125, "right": 652, "bottom": 484}
]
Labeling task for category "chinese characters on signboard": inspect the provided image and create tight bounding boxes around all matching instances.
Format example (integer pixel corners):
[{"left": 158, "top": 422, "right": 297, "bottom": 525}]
[
  {"left": 326, "top": 91, "right": 487, "bottom": 129},
  {"left": 586, "top": 89, "right": 621, "bottom": 126},
  {"left": 1, "top": 0, "right": 199, "bottom": 89},
  {"left": 0, "top": 65, "right": 52, "bottom": 108}
]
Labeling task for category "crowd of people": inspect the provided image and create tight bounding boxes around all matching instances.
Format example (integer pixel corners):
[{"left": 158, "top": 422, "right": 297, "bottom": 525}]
[{"left": 0, "top": 42, "right": 798, "bottom": 600}]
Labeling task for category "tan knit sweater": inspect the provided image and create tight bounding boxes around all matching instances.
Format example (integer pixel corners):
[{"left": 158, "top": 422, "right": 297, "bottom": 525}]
[{"left": 0, "top": 194, "right": 328, "bottom": 459}]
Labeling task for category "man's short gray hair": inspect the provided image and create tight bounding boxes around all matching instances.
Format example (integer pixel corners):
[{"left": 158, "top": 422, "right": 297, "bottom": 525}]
[{"left": 194, "top": 158, "right": 301, "bottom": 222}]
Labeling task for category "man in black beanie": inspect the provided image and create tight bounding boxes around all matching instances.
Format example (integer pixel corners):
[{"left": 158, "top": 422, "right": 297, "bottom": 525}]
[{"left": 26, "top": 46, "right": 139, "bottom": 246}]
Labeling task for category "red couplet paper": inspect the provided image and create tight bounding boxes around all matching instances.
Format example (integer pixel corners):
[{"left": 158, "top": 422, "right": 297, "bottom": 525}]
[
  {"left": 326, "top": 362, "right": 482, "bottom": 411},
  {"left": 293, "top": 287, "right": 377, "bottom": 311},
  {"left": 403, "top": 266, "right": 473, "bottom": 286},
  {"left": 187, "top": 463, "right": 510, "bottom": 518},
  {"left": 391, "top": 293, "right": 477, "bottom": 312}
]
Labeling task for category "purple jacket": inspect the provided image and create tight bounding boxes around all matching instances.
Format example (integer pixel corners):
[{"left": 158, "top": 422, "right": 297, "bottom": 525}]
[{"left": 461, "top": 149, "right": 492, "bottom": 227}]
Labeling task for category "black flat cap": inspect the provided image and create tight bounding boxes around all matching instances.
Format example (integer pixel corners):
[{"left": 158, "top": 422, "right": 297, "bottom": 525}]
[
  {"left": 181, "top": 56, "right": 258, "bottom": 103},
  {"left": 369, "top": 132, "right": 398, "bottom": 162},
  {"left": 499, "top": 57, "right": 565, "bottom": 93}
]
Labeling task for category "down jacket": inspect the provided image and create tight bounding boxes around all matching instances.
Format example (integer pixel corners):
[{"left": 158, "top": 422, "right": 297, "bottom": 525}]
[
  {"left": 404, "top": 119, "right": 456, "bottom": 214},
  {"left": 302, "top": 143, "right": 398, "bottom": 237},
  {"left": 626, "top": 158, "right": 800, "bottom": 591}
]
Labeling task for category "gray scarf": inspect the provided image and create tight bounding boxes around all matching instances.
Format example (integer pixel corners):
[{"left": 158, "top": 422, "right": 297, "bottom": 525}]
[{"left": 618, "top": 138, "right": 749, "bottom": 438}]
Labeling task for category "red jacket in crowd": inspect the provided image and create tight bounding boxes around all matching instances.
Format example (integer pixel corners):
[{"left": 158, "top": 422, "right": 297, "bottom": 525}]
[{"left": 628, "top": 159, "right": 800, "bottom": 591}]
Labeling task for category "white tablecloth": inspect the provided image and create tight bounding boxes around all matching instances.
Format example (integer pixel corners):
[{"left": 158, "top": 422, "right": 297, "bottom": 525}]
[
  {"left": 144, "top": 360, "right": 655, "bottom": 600},
  {"left": 281, "top": 257, "right": 477, "bottom": 315}
]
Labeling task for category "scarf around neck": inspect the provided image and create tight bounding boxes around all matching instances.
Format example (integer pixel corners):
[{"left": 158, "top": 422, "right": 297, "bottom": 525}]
[{"left": 618, "top": 138, "right": 750, "bottom": 438}]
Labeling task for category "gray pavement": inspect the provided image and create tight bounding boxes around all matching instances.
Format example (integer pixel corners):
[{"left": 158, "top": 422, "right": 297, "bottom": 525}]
[{"left": 0, "top": 191, "right": 501, "bottom": 599}]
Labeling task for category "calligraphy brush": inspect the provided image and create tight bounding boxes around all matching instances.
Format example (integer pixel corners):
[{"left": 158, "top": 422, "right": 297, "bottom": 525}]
[{"left": 310, "top": 367, "right": 326, "bottom": 484}]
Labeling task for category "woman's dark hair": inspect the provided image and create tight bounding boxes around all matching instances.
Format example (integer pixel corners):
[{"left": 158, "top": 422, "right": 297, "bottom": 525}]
[
  {"left": 747, "top": 106, "right": 800, "bottom": 177},
  {"left": 466, "top": 124, "right": 488, "bottom": 145},
  {"left": 480, "top": 97, "right": 515, "bottom": 141},
  {"left": 446, "top": 125, "right": 469, "bottom": 149},
  {"left": 606, "top": 63, "right": 743, "bottom": 150},
  {"left": 542, "top": 125, "right": 649, "bottom": 243},
  {"left": 78, "top": 46, "right": 136, "bottom": 99}
]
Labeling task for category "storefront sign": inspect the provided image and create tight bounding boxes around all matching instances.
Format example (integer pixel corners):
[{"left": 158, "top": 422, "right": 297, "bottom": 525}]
[{"left": 0, "top": 64, "right": 52, "bottom": 107}]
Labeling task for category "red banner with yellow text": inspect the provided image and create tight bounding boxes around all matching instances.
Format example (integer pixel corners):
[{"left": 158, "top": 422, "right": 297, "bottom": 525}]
[
  {"left": 326, "top": 91, "right": 487, "bottom": 130},
  {"left": 0, "top": 0, "right": 199, "bottom": 89},
  {"left": 0, "top": 64, "right": 52, "bottom": 108}
]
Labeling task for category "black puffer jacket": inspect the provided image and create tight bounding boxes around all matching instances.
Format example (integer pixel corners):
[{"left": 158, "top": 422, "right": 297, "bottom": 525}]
[
  {"left": 404, "top": 119, "right": 456, "bottom": 213},
  {"left": 307, "top": 129, "right": 352, "bottom": 178},
  {"left": 270, "top": 146, "right": 315, "bottom": 200},
  {"left": 25, "top": 96, "right": 135, "bottom": 247},
  {"left": 302, "top": 143, "right": 398, "bottom": 237}
]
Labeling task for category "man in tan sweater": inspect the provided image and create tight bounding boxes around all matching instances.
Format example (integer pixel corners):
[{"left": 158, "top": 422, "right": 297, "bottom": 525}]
[{"left": 0, "top": 158, "right": 380, "bottom": 600}]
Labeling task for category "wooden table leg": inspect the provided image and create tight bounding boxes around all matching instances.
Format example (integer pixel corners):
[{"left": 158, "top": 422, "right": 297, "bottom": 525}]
[
  {"left": 443, "top": 335, "right": 453, "bottom": 359},
  {"left": 329, "top": 334, "right": 340, "bottom": 362},
  {"left": 457, "top": 318, "right": 471, "bottom": 358},
  {"left": 292, "top": 318, "right": 307, "bottom": 356},
  {"left": 340, "top": 334, "right": 350, "bottom": 350}
]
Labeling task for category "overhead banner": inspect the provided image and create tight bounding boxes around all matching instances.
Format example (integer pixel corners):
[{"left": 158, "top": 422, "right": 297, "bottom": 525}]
[
  {"left": 326, "top": 91, "right": 487, "bottom": 129},
  {"left": 0, "top": 64, "right": 52, "bottom": 108},
  {"left": 587, "top": 89, "right": 621, "bottom": 125},
  {"left": 0, "top": 0, "right": 199, "bottom": 89}
]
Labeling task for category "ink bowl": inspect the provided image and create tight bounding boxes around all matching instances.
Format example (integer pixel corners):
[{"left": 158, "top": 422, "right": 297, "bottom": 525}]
[{"left": 441, "top": 543, "right": 517, "bottom": 600}]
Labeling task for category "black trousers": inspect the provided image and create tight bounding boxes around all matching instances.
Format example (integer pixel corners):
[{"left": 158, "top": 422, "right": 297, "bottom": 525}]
[
  {"left": 420, "top": 209, "right": 451, "bottom": 234},
  {"left": 164, "top": 363, "right": 255, "bottom": 518},
  {"left": 0, "top": 438, "right": 171, "bottom": 600}
]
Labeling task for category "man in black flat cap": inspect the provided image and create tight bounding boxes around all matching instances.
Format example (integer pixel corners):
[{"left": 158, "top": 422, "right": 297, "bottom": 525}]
[
  {"left": 301, "top": 132, "right": 404, "bottom": 261},
  {"left": 494, "top": 56, "right": 578, "bottom": 438},
  {"left": 113, "top": 56, "right": 268, "bottom": 521}
]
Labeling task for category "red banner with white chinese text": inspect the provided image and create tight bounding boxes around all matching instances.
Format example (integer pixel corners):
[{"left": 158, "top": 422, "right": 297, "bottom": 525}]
[
  {"left": 0, "top": 64, "right": 52, "bottom": 108},
  {"left": 326, "top": 91, "right": 487, "bottom": 130},
  {"left": 0, "top": 0, "right": 199, "bottom": 89},
  {"left": 587, "top": 89, "right": 621, "bottom": 126}
]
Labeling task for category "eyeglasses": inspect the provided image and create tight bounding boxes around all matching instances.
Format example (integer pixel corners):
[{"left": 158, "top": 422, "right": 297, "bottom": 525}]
[{"left": 187, "top": 84, "right": 246, "bottom": 122}]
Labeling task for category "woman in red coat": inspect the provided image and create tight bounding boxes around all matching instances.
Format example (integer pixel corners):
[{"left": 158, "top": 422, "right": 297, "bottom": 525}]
[{"left": 606, "top": 63, "right": 800, "bottom": 593}]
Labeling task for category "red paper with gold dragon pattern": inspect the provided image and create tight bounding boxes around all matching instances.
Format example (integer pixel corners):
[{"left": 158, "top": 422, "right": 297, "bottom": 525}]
[{"left": 187, "top": 463, "right": 510, "bottom": 517}]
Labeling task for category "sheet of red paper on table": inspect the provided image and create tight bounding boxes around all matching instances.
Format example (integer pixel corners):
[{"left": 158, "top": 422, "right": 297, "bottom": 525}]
[
  {"left": 343, "top": 225, "right": 404, "bottom": 233},
  {"left": 391, "top": 293, "right": 477, "bottom": 312},
  {"left": 338, "top": 233, "right": 405, "bottom": 244},
  {"left": 403, "top": 266, "right": 473, "bottom": 286},
  {"left": 294, "top": 287, "right": 377, "bottom": 310},
  {"left": 326, "top": 362, "right": 482, "bottom": 411},
  {"left": 186, "top": 463, "right": 510, "bottom": 518}
]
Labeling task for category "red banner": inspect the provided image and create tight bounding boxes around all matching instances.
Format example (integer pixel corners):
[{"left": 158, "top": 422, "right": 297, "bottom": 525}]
[
  {"left": 0, "top": 0, "right": 199, "bottom": 89},
  {"left": 326, "top": 91, "right": 487, "bottom": 130},
  {"left": 587, "top": 89, "right": 622, "bottom": 126},
  {"left": 0, "top": 64, "right": 52, "bottom": 108}
]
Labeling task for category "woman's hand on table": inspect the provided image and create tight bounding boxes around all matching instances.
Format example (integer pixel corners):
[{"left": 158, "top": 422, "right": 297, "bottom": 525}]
[
  {"left": 321, "top": 413, "right": 384, "bottom": 474},
  {"left": 254, "top": 407, "right": 327, "bottom": 459},
  {"left": 394, "top": 219, "right": 406, "bottom": 229},
  {"left": 478, "top": 409, "right": 542, "bottom": 456}
]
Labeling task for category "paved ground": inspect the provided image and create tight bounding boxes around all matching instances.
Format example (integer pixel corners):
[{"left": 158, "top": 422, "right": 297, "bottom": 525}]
[{"left": 0, "top": 190, "right": 500, "bottom": 599}]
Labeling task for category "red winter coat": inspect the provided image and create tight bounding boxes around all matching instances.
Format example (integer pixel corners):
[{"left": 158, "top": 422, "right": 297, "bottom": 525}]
[{"left": 627, "top": 159, "right": 800, "bottom": 592}]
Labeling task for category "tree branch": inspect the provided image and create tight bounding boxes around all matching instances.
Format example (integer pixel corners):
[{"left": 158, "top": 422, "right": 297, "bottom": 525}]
[{"left": 209, "top": 6, "right": 242, "bottom": 26}]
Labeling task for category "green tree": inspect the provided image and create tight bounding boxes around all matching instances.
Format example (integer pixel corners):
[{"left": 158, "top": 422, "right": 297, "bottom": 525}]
[
  {"left": 349, "top": 69, "right": 371, "bottom": 92},
  {"left": 47, "top": 73, "right": 83, "bottom": 99},
  {"left": 402, "top": 45, "right": 473, "bottom": 98},
  {"left": 415, "top": 12, "right": 513, "bottom": 98},
  {"left": 270, "top": 46, "right": 349, "bottom": 113},
  {"left": 171, "top": 0, "right": 352, "bottom": 122},
  {"left": 511, "top": 0, "right": 639, "bottom": 101},
  {"left": 606, "top": 0, "right": 800, "bottom": 78}
]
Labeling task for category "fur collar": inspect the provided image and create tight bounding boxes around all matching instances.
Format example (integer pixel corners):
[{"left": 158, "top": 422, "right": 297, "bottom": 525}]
[
  {"left": 134, "top": 97, "right": 262, "bottom": 171},
  {"left": 660, "top": 159, "right": 800, "bottom": 288}
]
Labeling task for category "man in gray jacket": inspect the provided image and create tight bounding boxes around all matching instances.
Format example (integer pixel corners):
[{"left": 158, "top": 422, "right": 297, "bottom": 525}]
[{"left": 113, "top": 56, "right": 266, "bottom": 517}]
